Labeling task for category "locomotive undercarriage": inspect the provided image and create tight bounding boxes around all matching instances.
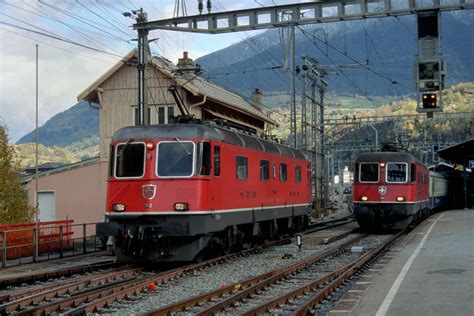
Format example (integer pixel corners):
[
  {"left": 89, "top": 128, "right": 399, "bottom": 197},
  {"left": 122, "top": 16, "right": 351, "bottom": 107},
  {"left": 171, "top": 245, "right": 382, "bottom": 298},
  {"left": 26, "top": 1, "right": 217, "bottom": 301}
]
[
  {"left": 354, "top": 202, "right": 430, "bottom": 230},
  {"left": 97, "top": 206, "right": 310, "bottom": 263}
]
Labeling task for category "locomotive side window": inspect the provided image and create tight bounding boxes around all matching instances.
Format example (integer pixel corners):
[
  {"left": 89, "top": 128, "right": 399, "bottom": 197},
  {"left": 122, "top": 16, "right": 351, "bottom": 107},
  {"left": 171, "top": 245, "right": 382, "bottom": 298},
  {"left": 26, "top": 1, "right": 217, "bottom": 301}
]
[
  {"left": 214, "top": 146, "right": 220, "bottom": 176},
  {"left": 115, "top": 142, "right": 145, "bottom": 178},
  {"left": 410, "top": 164, "right": 416, "bottom": 182},
  {"left": 157, "top": 141, "right": 194, "bottom": 177},
  {"left": 279, "top": 163, "right": 287, "bottom": 182},
  {"left": 236, "top": 156, "right": 248, "bottom": 180},
  {"left": 359, "top": 163, "right": 379, "bottom": 182},
  {"left": 295, "top": 166, "right": 302, "bottom": 183},
  {"left": 386, "top": 163, "right": 408, "bottom": 183},
  {"left": 108, "top": 145, "right": 114, "bottom": 177},
  {"left": 260, "top": 160, "right": 270, "bottom": 181},
  {"left": 197, "top": 142, "right": 211, "bottom": 176}
]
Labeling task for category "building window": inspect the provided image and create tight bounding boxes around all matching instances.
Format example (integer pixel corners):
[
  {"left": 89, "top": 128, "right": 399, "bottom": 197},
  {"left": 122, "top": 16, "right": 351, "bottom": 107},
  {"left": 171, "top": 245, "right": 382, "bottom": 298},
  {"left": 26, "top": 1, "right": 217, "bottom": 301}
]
[
  {"left": 295, "top": 166, "right": 302, "bottom": 183},
  {"left": 214, "top": 146, "right": 220, "bottom": 176},
  {"left": 260, "top": 160, "right": 270, "bottom": 181},
  {"left": 132, "top": 105, "right": 176, "bottom": 125},
  {"left": 132, "top": 106, "right": 151, "bottom": 126},
  {"left": 279, "top": 163, "right": 287, "bottom": 182},
  {"left": 236, "top": 156, "right": 248, "bottom": 180},
  {"left": 152, "top": 105, "right": 175, "bottom": 124}
]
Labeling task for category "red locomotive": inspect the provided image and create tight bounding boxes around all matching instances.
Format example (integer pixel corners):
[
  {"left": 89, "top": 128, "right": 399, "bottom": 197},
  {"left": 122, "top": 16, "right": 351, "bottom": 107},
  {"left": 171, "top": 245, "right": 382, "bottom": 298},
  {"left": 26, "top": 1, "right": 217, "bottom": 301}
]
[
  {"left": 353, "top": 152, "right": 448, "bottom": 230},
  {"left": 97, "top": 123, "right": 312, "bottom": 262}
]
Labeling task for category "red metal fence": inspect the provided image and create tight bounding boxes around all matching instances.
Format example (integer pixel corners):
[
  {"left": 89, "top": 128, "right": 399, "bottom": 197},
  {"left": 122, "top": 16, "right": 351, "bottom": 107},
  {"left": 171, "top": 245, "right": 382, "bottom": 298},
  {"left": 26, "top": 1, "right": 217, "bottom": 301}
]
[{"left": 0, "top": 220, "right": 73, "bottom": 260}]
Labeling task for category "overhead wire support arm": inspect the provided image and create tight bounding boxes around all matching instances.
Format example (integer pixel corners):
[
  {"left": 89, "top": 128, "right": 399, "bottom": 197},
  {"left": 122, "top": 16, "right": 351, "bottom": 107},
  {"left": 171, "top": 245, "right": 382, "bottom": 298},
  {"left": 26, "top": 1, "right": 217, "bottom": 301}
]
[{"left": 132, "top": 0, "right": 474, "bottom": 34}]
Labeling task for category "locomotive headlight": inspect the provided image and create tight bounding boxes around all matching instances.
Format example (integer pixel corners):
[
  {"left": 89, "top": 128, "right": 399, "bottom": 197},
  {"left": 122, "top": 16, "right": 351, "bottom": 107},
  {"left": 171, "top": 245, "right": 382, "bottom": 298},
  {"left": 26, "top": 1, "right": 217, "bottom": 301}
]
[
  {"left": 174, "top": 202, "right": 189, "bottom": 211},
  {"left": 361, "top": 196, "right": 368, "bottom": 201},
  {"left": 396, "top": 196, "right": 405, "bottom": 202},
  {"left": 146, "top": 142, "right": 155, "bottom": 150},
  {"left": 380, "top": 162, "right": 385, "bottom": 168},
  {"left": 113, "top": 203, "right": 126, "bottom": 212}
]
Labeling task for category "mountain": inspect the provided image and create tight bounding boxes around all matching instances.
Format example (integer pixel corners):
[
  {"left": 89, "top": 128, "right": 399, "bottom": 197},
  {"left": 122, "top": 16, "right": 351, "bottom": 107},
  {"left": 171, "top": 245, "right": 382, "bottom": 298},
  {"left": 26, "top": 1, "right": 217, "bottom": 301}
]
[
  {"left": 16, "top": 100, "right": 99, "bottom": 147},
  {"left": 196, "top": 11, "right": 474, "bottom": 97}
]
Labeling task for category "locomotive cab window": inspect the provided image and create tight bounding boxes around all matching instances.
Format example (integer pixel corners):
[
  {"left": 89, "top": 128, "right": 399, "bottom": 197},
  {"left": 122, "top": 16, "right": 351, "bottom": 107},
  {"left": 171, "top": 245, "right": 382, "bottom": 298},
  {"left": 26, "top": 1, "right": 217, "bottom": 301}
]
[
  {"left": 279, "top": 163, "right": 287, "bottom": 182},
  {"left": 260, "top": 160, "right": 270, "bottom": 181},
  {"left": 197, "top": 142, "right": 211, "bottom": 176},
  {"left": 236, "top": 156, "right": 248, "bottom": 180},
  {"left": 157, "top": 141, "right": 194, "bottom": 177},
  {"left": 386, "top": 162, "right": 408, "bottom": 183},
  {"left": 115, "top": 142, "right": 145, "bottom": 178},
  {"left": 359, "top": 163, "right": 379, "bottom": 183}
]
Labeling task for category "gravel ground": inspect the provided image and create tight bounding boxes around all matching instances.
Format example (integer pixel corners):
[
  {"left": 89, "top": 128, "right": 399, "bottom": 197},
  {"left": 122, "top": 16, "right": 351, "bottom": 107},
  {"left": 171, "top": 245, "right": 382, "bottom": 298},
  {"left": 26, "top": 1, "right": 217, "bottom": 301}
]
[{"left": 99, "top": 233, "right": 375, "bottom": 315}]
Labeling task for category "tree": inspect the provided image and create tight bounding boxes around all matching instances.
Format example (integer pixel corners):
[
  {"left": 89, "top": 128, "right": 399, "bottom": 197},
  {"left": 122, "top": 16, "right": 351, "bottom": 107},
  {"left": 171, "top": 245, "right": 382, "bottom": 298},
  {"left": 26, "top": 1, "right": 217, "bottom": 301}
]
[{"left": 0, "top": 121, "right": 29, "bottom": 223}]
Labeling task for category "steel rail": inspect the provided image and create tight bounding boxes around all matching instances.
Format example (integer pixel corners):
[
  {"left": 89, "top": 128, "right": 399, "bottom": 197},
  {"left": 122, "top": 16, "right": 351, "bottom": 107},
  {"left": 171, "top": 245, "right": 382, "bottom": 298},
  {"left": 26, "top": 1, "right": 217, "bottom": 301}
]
[
  {"left": 0, "top": 266, "right": 142, "bottom": 313},
  {"left": 145, "top": 234, "right": 365, "bottom": 315},
  {"left": 243, "top": 230, "right": 404, "bottom": 315},
  {"left": 0, "top": 259, "right": 116, "bottom": 288},
  {"left": 45, "top": 239, "right": 291, "bottom": 315}
]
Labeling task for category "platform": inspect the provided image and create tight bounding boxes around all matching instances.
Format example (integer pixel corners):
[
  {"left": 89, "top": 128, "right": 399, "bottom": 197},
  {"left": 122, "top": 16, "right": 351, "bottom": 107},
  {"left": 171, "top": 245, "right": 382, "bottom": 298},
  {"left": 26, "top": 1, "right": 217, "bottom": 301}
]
[{"left": 347, "top": 209, "right": 474, "bottom": 316}]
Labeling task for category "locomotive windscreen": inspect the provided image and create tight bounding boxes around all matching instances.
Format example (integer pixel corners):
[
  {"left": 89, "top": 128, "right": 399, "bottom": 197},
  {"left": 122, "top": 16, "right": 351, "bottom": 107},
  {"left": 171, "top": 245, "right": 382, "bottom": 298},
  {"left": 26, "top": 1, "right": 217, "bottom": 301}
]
[
  {"left": 360, "top": 163, "right": 379, "bottom": 182},
  {"left": 115, "top": 143, "right": 145, "bottom": 178},
  {"left": 157, "top": 141, "right": 194, "bottom": 177},
  {"left": 386, "top": 163, "right": 407, "bottom": 183}
]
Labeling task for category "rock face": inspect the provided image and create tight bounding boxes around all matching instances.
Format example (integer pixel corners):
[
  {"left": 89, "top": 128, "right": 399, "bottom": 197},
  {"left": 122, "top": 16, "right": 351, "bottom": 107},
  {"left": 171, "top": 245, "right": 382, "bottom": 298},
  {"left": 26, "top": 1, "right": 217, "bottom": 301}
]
[{"left": 16, "top": 101, "right": 99, "bottom": 147}]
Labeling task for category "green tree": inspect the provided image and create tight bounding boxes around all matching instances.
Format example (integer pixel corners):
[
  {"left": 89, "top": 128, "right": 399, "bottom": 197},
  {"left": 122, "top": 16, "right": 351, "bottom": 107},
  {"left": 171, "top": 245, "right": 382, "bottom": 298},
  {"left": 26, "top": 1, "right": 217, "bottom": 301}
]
[{"left": 0, "top": 121, "right": 29, "bottom": 223}]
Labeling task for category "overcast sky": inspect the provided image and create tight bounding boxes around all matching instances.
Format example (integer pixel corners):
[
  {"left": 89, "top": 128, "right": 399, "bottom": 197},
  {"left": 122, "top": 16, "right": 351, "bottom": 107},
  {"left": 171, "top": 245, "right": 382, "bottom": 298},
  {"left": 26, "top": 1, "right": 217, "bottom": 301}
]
[{"left": 1, "top": 0, "right": 302, "bottom": 142}]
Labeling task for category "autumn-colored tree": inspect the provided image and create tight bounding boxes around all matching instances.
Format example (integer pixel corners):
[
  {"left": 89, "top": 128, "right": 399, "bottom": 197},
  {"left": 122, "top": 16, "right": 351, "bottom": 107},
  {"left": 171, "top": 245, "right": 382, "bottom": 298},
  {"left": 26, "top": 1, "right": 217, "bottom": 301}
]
[{"left": 0, "top": 121, "right": 29, "bottom": 224}]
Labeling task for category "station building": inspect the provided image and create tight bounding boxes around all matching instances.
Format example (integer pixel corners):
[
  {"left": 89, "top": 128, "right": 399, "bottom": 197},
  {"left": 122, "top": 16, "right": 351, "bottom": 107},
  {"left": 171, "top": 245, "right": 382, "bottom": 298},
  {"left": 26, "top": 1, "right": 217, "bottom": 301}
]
[{"left": 24, "top": 50, "right": 273, "bottom": 224}]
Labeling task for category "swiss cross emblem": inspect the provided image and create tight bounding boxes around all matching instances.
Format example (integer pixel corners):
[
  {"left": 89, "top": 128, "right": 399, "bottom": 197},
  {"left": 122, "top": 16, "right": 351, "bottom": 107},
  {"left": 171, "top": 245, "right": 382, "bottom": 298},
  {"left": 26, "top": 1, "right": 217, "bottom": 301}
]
[
  {"left": 142, "top": 184, "right": 156, "bottom": 200},
  {"left": 378, "top": 186, "right": 387, "bottom": 196}
]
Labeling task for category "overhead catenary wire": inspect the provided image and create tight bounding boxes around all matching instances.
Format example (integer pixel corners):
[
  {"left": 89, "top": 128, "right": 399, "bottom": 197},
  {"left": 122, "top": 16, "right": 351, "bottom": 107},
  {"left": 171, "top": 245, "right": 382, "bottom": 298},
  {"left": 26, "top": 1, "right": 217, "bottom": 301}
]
[{"left": 0, "top": 21, "right": 125, "bottom": 59}]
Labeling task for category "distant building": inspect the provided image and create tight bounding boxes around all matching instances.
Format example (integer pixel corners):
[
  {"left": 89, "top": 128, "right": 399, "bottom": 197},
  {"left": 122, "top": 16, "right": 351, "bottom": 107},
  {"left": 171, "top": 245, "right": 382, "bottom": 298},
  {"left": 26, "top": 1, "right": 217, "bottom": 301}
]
[{"left": 24, "top": 50, "right": 273, "bottom": 224}]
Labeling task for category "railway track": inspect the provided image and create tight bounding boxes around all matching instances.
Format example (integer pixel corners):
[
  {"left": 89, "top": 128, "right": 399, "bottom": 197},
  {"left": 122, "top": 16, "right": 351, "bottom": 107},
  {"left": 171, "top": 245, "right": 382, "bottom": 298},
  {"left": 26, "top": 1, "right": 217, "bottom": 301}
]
[
  {"left": 144, "top": 232, "right": 402, "bottom": 315},
  {"left": 0, "top": 239, "right": 289, "bottom": 315},
  {"left": 0, "top": 217, "right": 355, "bottom": 315}
]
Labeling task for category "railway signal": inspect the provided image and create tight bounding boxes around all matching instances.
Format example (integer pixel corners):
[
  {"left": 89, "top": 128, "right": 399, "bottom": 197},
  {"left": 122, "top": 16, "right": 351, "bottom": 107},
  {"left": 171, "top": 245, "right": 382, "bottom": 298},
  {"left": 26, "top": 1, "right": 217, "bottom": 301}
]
[{"left": 422, "top": 93, "right": 437, "bottom": 109}]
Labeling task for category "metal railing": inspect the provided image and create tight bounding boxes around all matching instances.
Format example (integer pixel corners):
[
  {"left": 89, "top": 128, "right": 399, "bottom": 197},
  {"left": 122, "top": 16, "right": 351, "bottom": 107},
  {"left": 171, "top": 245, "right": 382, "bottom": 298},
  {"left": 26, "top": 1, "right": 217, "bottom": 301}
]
[{"left": 1, "top": 222, "right": 103, "bottom": 268}]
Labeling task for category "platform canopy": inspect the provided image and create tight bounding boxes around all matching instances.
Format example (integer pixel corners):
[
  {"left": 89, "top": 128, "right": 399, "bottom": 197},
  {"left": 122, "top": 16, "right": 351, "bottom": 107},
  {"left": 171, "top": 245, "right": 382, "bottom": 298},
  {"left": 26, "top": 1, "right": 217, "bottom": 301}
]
[{"left": 438, "top": 139, "right": 474, "bottom": 166}]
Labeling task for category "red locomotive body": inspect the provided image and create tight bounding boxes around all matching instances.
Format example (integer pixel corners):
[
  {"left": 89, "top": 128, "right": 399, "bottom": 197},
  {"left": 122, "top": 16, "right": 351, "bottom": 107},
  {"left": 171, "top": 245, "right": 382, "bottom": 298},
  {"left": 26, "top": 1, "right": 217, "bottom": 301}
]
[
  {"left": 353, "top": 152, "right": 431, "bottom": 229},
  {"left": 97, "top": 123, "right": 312, "bottom": 262}
]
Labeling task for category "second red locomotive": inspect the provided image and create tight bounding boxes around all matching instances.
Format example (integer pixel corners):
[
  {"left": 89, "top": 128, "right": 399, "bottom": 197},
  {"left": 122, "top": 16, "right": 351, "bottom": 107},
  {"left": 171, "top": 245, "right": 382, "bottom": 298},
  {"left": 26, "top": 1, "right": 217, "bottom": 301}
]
[
  {"left": 353, "top": 152, "right": 448, "bottom": 230},
  {"left": 97, "top": 123, "right": 312, "bottom": 262}
]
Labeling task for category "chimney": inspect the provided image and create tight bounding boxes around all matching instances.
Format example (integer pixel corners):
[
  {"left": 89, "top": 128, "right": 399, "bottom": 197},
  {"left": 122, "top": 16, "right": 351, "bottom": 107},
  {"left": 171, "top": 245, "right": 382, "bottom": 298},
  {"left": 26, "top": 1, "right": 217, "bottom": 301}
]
[
  {"left": 251, "top": 88, "right": 263, "bottom": 110},
  {"left": 177, "top": 51, "right": 194, "bottom": 71}
]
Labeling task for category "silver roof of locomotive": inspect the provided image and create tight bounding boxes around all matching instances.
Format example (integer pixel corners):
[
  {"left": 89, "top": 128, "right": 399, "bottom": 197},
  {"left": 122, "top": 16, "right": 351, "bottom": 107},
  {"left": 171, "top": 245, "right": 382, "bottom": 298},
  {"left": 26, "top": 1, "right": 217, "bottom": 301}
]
[{"left": 112, "top": 124, "right": 307, "bottom": 160}]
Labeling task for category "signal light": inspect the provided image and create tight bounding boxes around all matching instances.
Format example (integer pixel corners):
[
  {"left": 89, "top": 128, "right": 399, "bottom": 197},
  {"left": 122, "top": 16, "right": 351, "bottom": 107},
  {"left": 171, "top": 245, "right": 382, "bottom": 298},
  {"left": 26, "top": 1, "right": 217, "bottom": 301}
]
[{"left": 422, "top": 93, "right": 437, "bottom": 109}]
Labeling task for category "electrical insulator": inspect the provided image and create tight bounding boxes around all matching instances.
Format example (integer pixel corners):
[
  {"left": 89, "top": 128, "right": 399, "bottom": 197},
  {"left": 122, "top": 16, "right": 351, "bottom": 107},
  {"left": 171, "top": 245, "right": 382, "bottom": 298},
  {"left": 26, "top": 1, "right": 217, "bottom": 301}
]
[
  {"left": 207, "top": 0, "right": 212, "bottom": 13},
  {"left": 198, "top": 0, "right": 203, "bottom": 14}
]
